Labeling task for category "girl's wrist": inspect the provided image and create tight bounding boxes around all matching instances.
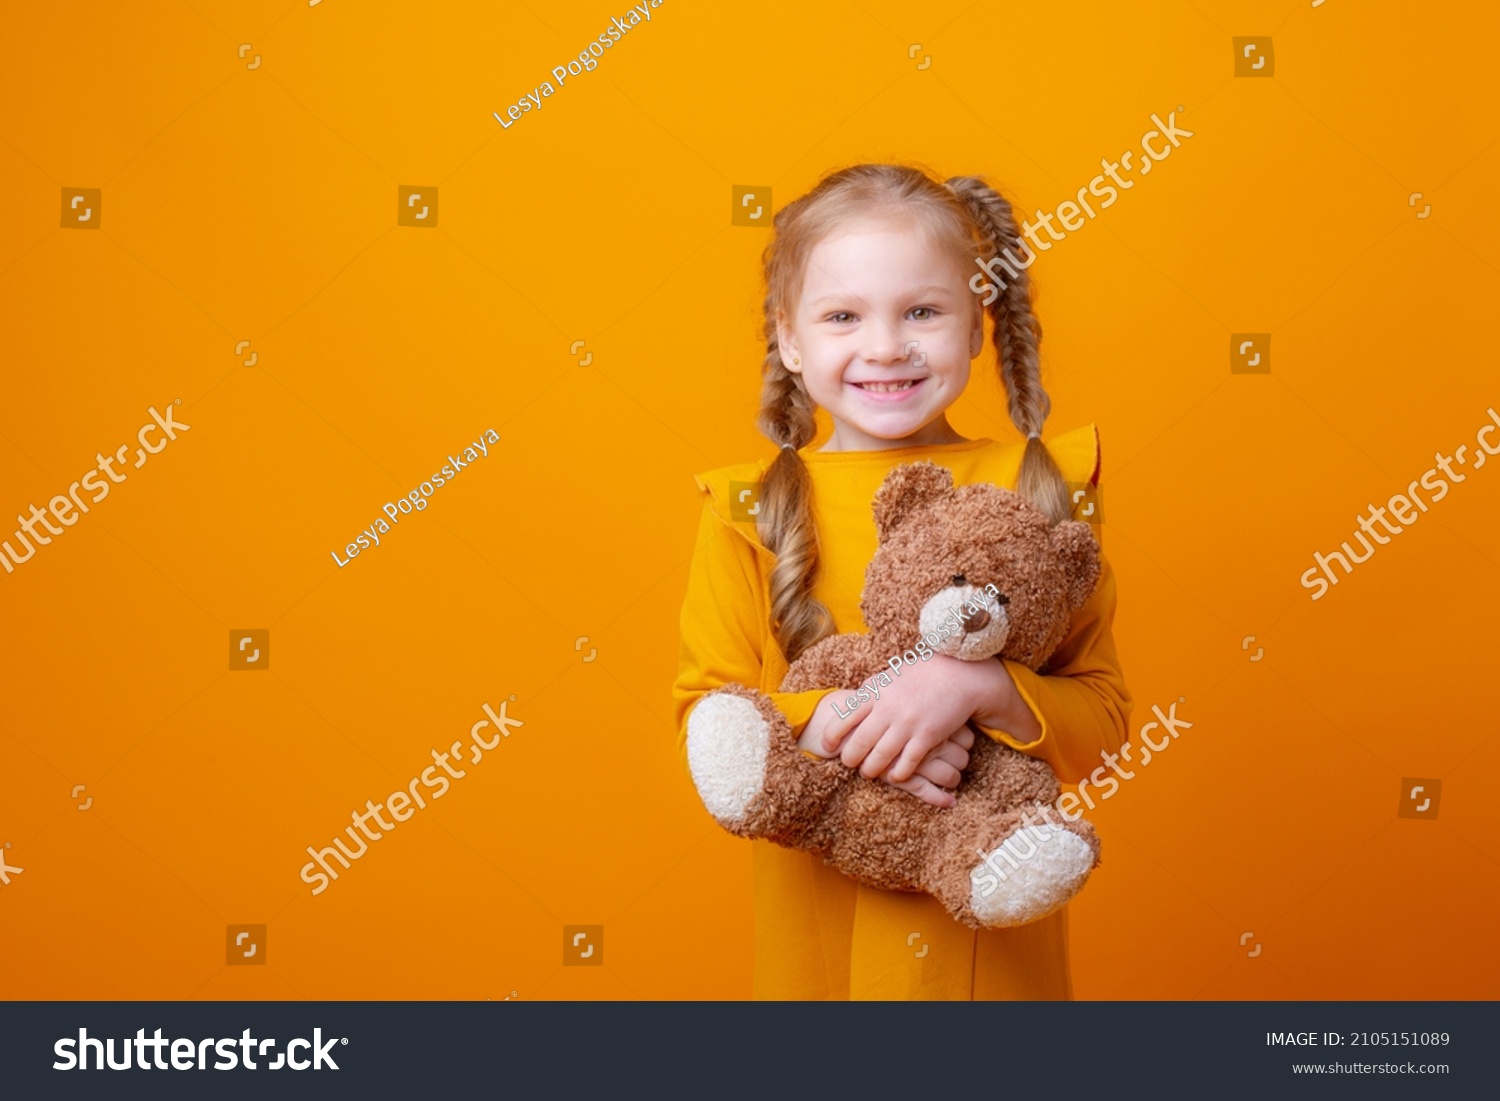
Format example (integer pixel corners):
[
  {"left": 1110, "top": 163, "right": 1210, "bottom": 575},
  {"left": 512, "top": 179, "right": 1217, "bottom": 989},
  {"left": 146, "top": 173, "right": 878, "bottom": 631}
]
[{"left": 966, "top": 657, "right": 1037, "bottom": 739}]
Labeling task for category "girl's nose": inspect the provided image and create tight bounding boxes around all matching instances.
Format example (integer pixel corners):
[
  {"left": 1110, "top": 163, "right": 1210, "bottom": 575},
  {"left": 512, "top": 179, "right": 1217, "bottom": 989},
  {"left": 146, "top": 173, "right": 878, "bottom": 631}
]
[{"left": 863, "top": 321, "right": 905, "bottom": 363}]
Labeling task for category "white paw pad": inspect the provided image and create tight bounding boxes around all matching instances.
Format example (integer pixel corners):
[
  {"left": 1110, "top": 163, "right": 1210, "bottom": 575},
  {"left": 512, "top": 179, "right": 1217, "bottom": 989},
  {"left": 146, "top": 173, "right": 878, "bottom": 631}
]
[
  {"left": 969, "top": 825, "right": 1096, "bottom": 927},
  {"left": 686, "top": 694, "right": 772, "bottom": 826}
]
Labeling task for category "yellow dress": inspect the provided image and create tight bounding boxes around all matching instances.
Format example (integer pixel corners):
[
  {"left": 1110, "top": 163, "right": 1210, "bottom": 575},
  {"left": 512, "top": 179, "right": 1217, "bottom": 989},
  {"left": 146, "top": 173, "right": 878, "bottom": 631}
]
[{"left": 670, "top": 425, "right": 1133, "bottom": 1000}]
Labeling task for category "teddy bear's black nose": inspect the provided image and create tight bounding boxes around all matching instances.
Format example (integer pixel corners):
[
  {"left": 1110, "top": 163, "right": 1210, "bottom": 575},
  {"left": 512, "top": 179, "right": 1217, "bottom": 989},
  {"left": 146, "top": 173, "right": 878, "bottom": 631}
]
[{"left": 966, "top": 607, "right": 990, "bottom": 631}]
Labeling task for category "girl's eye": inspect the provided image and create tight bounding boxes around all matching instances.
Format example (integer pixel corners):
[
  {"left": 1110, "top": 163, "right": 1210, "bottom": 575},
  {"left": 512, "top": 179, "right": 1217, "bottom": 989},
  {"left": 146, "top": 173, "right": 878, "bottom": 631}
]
[
  {"left": 827, "top": 311, "right": 855, "bottom": 323},
  {"left": 909, "top": 306, "right": 937, "bottom": 320}
]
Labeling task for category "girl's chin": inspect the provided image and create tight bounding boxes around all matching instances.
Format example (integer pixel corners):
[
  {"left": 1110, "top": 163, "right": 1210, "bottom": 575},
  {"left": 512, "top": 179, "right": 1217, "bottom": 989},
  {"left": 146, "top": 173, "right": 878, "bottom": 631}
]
[{"left": 836, "top": 414, "right": 944, "bottom": 445}]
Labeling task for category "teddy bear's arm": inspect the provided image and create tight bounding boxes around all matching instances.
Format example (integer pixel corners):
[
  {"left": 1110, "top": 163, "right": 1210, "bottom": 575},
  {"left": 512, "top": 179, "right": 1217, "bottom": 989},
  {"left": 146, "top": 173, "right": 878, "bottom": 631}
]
[{"left": 779, "top": 634, "right": 885, "bottom": 694}]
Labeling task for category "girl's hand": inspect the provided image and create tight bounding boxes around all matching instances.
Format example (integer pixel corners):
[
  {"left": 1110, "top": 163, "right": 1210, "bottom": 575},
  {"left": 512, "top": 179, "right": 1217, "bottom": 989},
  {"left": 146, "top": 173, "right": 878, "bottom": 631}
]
[
  {"left": 798, "top": 690, "right": 853, "bottom": 762},
  {"left": 825, "top": 654, "right": 1020, "bottom": 783},
  {"left": 798, "top": 694, "right": 974, "bottom": 808},
  {"left": 880, "top": 725, "right": 974, "bottom": 808}
]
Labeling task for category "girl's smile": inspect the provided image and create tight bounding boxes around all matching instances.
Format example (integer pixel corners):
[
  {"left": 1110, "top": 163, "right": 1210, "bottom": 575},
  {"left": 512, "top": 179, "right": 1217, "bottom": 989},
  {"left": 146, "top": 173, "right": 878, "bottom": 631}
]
[{"left": 850, "top": 377, "right": 927, "bottom": 401}]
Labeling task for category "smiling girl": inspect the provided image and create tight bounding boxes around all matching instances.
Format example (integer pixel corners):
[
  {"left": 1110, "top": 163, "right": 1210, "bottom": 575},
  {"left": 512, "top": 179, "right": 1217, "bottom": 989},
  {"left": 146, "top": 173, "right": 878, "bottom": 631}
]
[{"left": 672, "top": 164, "right": 1131, "bottom": 1000}]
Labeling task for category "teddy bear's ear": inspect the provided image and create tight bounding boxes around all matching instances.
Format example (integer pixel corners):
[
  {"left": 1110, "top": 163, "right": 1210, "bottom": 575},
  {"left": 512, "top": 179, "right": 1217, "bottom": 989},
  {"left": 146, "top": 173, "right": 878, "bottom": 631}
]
[
  {"left": 1049, "top": 520, "right": 1102, "bottom": 610},
  {"left": 872, "top": 462, "right": 955, "bottom": 541}
]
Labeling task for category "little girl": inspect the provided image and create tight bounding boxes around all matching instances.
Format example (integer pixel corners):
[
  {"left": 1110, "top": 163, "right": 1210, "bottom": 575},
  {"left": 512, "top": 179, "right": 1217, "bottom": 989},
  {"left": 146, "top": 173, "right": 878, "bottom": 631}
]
[{"left": 672, "top": 164, "right": 1132, "bottom": 1000}]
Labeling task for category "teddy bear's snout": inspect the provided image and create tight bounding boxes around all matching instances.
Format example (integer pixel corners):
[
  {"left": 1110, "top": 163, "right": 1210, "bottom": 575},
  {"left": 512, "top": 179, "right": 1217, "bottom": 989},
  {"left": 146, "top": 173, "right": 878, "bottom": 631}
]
[
  {"left": 961, "top": 587, "right": 1010, "bottom": 632},
  {"left": 917, "top": 584, "right": 1010, "bottom": 661}
]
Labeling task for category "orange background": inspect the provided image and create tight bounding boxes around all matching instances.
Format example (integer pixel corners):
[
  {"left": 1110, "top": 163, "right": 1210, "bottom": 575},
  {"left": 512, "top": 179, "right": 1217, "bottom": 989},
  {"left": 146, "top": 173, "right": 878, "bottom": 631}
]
[{"left": 2, "top": 0, "right": 1497, "bottom": 1000}]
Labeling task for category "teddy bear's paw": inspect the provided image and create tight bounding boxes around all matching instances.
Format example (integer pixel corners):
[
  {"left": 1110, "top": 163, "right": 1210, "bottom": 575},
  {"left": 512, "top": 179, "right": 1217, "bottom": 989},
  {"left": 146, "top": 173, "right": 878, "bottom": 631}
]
[
  {"left": 686, "top": 693, "right": 773, "bottom": 829},
  {"left": 968, "top": 824, "right": 1097, "bottom": 927}
]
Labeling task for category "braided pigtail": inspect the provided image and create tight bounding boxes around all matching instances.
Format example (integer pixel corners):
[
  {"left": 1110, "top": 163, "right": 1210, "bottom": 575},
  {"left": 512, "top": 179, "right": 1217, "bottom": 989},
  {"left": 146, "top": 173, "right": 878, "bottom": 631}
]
[
  {"left": 755, "top": 292, "right": 834, "bottom": 664},
  {"left": 945, "top": 176, "right": 1072, "bottom": 525}
]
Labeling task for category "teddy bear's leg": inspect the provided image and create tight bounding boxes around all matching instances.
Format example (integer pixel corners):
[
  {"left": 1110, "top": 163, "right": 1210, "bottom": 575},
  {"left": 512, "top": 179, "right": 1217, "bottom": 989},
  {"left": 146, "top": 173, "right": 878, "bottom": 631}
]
[
  {"left": 922, "top": 796, "right": 1100, "bottom": 929},
  {"left": 686, "top": 683, "right": 844, "bottom": 846},
  {"left": 686, "top": 685, "right": 778, "bottom": 830},
  {"left": 915, "top": 740, "right": 1102, "bottom": 928},
  {"left": 965, "top": 810, "right": 1100, "bottom": 928}
]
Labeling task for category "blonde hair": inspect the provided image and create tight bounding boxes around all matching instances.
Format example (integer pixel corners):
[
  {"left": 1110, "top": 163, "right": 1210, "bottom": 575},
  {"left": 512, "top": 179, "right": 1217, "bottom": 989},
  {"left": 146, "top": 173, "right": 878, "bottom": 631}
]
[{"left": 755, "top": 163, "right": 1070, "bottom": 663}]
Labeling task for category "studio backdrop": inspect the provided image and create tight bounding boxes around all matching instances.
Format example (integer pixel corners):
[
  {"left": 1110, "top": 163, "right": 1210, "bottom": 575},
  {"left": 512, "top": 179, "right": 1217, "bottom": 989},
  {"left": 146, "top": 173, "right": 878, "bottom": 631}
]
[{"left": 1, "top": 0, "right": 1496, "bottom": 1000}]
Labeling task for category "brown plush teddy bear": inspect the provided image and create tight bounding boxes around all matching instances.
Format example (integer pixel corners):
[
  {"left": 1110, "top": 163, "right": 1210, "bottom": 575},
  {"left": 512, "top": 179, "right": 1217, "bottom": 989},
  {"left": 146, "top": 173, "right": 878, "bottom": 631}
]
[{"left": 686, "top": 460, "right": 1104, "bottom": 929}]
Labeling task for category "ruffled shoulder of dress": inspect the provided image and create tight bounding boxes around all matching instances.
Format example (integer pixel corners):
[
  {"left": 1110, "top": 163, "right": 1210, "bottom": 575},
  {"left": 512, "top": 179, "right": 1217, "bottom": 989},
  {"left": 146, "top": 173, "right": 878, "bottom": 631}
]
[
  {"left": 1038, "top": 422, "right": 1101, "bottom": 488},
  {"left": 692, "top": 457, "right": 776, "bottom": 554}
]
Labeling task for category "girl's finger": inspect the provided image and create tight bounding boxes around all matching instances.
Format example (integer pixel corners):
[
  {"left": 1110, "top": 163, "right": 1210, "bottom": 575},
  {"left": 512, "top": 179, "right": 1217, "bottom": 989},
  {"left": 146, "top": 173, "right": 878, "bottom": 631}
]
[
  {"left": 914, "top": 759, "right": 961, "bottom": 789},
  {"left": 882, "top": 770, "right": 957, "bottom": 809},
  {"left": 859, "top": 726, "right": 908, "bottom": 779},
  {"left": 902, "top": 775, "right": 956, "bottom": 809},
  {"left": 926, "top": 740, "right": 970, "bottom": 772},
  {"left": 888, "top": 729, "right": 948, "bottom": 783},
  {"left": 839, "top": 714, "right": 887, "bottom": 770},
  {"left": 821, "top": 707, "right": 866, "bottom": 755},
  {"left": 924, "top": 741, "right": 972, "bottom": 768}
]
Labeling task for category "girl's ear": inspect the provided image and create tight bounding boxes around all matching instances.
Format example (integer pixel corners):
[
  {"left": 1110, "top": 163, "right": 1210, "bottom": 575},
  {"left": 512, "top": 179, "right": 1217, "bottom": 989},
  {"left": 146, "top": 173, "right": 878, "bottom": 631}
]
[
  {"left": 776, "top": 309, "right": 802, "bottom": 374},
  {"left": 969, "top": 299, "right": 985, "bottom": 359}
]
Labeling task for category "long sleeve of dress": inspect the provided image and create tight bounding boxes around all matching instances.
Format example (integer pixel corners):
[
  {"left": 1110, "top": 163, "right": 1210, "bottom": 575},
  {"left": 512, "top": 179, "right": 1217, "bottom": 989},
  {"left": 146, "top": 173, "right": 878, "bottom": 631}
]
[
  {"left": 671, "top": 499, "right": 827, "bottom": 778},
  {"left": 972, "top": 547, "right": 1133, "bottom": 785}
]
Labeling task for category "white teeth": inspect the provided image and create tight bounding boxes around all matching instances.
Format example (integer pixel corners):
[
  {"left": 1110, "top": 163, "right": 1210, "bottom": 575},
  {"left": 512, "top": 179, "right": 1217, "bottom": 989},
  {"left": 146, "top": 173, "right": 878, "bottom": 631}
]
[{"left": 859, "top": 380, "right": 916, "bottom": 393}]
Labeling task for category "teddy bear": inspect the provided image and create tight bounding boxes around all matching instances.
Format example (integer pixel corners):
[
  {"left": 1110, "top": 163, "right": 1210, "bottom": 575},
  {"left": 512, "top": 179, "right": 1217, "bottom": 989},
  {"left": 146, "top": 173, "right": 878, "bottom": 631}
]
[{"left": 686, "top": 460, "right": 1104, "bottom": 929}]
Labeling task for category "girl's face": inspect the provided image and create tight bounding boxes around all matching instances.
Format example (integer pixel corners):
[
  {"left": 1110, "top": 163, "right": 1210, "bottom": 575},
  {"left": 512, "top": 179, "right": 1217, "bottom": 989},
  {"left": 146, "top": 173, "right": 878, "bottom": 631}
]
[{"left": 777, "top": 216, "right": 984, "bottom": 452}]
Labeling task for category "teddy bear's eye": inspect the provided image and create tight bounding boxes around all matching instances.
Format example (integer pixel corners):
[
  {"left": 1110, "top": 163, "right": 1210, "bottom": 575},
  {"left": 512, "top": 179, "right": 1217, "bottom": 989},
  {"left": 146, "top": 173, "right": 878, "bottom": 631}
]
[{"left": 951, "top": 574, "right": 966, "bottom": 587}]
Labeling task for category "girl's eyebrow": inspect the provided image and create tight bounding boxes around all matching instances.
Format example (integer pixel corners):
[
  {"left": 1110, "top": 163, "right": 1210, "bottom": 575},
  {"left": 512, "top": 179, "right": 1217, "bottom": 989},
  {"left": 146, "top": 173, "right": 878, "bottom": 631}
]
[{"left": 807, "top": 284, "right": 956, "bottom": 309}]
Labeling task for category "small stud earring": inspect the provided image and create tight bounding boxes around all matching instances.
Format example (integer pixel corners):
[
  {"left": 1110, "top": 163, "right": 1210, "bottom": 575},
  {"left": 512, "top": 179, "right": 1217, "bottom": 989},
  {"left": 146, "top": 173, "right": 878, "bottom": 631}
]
[{"left": 793, "top": 357, "right": 800, "bottom": 366}]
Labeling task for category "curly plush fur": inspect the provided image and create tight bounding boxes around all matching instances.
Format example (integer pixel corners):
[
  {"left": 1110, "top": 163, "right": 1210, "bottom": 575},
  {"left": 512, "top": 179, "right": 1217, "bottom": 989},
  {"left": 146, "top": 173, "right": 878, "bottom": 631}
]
[{"left": 687, "top": 461, "right": 1103, "bottom": 928}]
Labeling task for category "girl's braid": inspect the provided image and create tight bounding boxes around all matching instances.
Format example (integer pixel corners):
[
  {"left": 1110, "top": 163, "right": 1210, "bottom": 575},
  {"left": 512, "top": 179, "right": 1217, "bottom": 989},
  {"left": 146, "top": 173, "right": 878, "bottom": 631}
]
[
  {"left": 755, "top": 297, "right": 833, "bottom": 664},
  {"left": 945, "top": 175, "right": 1071, "bottom": 524}
]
